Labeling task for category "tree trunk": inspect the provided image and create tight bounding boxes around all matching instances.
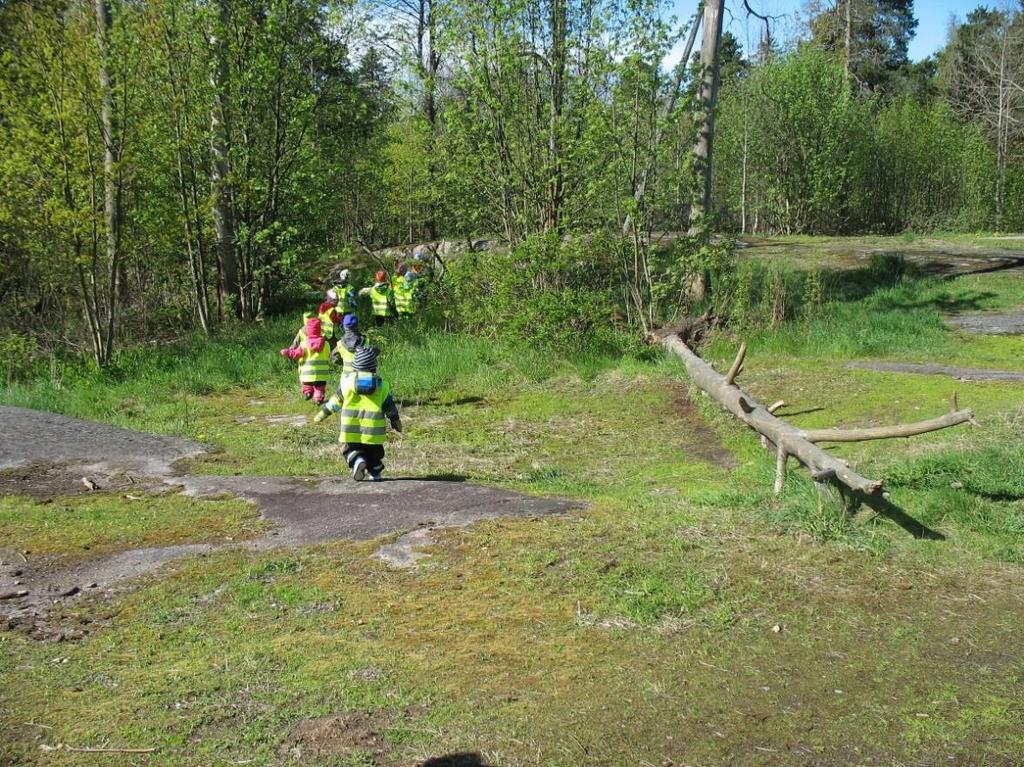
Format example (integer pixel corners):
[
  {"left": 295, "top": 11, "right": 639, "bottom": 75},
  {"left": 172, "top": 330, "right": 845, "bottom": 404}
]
[
  {"left": 209, "top": 0, "right": 239, "bottom": 319},
  {"left": 688, "top": 0, "right": 724, "bottom": 235},
  {"left": 545, "top": 0, "right": 566, "bottom": 233},
  {"left": 995, "top": 25, "right": 1009, "bottom": 230},
  {"left": 162, "top": 21, "right": 211, "bottom": 333},
  {"left": 661, "top": 335, "right": 975, "bottom": 499},
  {"left": 93, "top": 0, "right": 120, "bottom": 365},
  {"left": 621, "top": 6, "right": 702, "bottom": 237},
  {"left": 844, "top": 0, "right": 852, "bottom": 80},
  {"left": 416, "top": 0, "right": 440, "bottom": 241},
  {"left": 661, "top": 334, "right": 884, "bottom": 495},
  {"left": 740, "top": 116, "right": 748, "bottom": 234}
]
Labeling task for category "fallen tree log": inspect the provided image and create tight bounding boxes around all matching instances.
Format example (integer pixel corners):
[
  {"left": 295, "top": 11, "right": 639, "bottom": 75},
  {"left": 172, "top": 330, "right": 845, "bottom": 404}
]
[{"left": 661, "top": 335, "right": 975, "bottom": 497}]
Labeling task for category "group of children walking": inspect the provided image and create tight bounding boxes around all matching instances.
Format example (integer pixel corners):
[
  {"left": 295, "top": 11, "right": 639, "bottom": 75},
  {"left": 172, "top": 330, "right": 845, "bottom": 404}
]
[{"left": 279, "top": 255, "right": 430, "bottom": 481}]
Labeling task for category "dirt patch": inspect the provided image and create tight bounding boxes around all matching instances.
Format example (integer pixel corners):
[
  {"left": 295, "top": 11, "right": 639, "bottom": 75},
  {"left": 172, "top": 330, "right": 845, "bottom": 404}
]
[
  {"left": 947, "top": 309, "right": 1024, "bottom": 335},
  {"left": 375, "top": 526, "right": 436, "bottom": 568},
  {"left": 0, "top": 461, "right": 166, "bottom": 500},
  {"left": 283, "top": 711, "right": 393, "bottom": 763},
  {"left": 1, "top": 541, "right": 221, "bottom": 640},
  {"left": 668, "top": 385, "right": 739, "bottom": 468},
  {"left": 845, "top": 360, "right": 1024, "bottom": 382}
]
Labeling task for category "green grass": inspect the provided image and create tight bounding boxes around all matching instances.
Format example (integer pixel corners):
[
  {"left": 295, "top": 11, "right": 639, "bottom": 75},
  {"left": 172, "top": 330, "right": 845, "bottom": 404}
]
[
  {"left": 2, "top": 254, "right": 1024, "bottom": 765},
  {"left": 0, "top": 492, "right": 266, "bottom": 561}
]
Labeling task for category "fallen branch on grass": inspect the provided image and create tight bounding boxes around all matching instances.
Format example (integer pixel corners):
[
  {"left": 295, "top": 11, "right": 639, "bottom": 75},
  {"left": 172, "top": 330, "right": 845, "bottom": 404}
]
[
  {"left": 40, "top": 744, "right": 158, "bottom": 753},
  {"left": 801, "top": 409, "right": 974, "bottom": 443},
  {"left": 660, "top": 334, "right": 976, "bottom": 497}
]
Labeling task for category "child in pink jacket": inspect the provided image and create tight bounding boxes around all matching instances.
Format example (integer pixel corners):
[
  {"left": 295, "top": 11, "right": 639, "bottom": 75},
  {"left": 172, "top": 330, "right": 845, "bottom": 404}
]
[{"left": 280, "top": 314, "right": 331, "bottom": 404}]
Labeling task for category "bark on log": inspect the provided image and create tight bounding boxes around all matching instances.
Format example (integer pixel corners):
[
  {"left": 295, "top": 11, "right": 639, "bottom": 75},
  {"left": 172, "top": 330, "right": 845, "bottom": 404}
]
[
  {"left": 802, "top": 410, "right": 975, "bottom": 443},
  {"left": 662, "top": 335, "right": 884, "bottom": 495}
]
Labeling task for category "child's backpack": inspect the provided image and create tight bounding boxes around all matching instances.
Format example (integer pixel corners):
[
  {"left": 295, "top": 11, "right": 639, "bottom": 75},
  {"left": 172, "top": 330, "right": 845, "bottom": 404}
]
[{"left": 354, "top": 372, "right": 377, "bottom": 394}]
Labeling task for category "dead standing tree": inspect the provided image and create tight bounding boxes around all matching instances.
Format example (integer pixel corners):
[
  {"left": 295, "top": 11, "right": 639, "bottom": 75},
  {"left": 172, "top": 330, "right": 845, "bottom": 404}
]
[
  {"left": 687, "top": 0, "right": 724, "bottom": 236},
  {"left": 661, "top": 334, "right": 976, "bottom": 502}
]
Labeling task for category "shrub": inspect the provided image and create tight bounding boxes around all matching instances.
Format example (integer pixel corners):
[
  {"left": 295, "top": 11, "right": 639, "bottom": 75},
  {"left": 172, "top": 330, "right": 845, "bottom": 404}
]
[
  {"left": 0, "top": 332, "right": 40, "bottom": 384},
  {"left": 440, "top": 232, "right": 628, "bottom": 354}
]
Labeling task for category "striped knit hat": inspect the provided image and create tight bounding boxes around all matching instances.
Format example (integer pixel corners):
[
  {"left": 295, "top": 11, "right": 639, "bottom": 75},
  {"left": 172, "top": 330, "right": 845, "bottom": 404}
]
[{"left": 353, "top": 346, "right": 379, "bottom": 372}]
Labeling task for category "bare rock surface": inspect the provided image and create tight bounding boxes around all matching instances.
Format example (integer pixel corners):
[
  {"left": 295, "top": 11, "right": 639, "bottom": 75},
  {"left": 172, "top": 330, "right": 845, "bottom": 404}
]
[
  {"left": 0, "top": 405, "right": 207, "bottom": 474},
  {"left": 845, "top": 361, "right": 1024, "bottom": 382},
  {"left": 946, "top": 310, "right": 1024, "bottom": 336},
  {"left": 0, "top": 407, "right": 577, "bottom": 638}
]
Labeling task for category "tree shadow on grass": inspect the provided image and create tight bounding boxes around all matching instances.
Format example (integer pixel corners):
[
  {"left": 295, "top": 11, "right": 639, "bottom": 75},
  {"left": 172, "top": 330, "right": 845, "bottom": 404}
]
[
  {"left": 421, "top": 754, "right": 492, "bottom": 767},
  {"left": 844, "top": 487, "right": 946, "bottom": 541},
  {"left": 384, "top": 474, "right": 469, "bottom": 483},
  {"left": 404, "top": 395, "right": 487, "bottom": 408},
  {"left": 789, "top": 252, "right": 1006, "bottom": 314},
  {"left": 968, "top": 489, "right": 1024, "bottom": 503}
]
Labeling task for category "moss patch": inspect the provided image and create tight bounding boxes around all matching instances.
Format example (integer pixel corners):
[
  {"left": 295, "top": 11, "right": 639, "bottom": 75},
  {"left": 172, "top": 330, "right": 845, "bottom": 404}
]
[{"left": 0, "top": 492, "right": 266, "bottom": 562}]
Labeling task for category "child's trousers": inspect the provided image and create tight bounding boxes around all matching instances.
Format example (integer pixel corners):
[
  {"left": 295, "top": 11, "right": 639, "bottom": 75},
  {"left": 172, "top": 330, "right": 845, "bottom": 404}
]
[
  {"left": 301, "top": 382, "right": 327, "bottom": 404},
  {"left": 343, "top": 443, "right": 385, "bottom": 474}
]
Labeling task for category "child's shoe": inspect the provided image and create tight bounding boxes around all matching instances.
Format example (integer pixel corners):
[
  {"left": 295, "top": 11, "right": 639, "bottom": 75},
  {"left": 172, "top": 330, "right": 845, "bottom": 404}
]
[
  {"left": 368, "top": 471, "right": 382, "bottom": 482},
  {"left": 351, "top": 457, "right": 367, "bottom": 481}
]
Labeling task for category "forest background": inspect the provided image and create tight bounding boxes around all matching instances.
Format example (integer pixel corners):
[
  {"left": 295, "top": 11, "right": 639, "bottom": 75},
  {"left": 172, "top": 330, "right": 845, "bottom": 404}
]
[{"left": 1, "top": 0, "right": 1022, "bottom": 366}]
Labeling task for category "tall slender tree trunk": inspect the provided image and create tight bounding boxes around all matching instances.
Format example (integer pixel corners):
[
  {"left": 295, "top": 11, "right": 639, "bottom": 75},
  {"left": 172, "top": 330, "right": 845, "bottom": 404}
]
[
  {"left": 844, "top": 0, "right": 853, "bottom": 80},
  {"left": 688, "top": 0, "right": 724, "bottom": 234},
  {"left": 621, "top": 6, "right": 702, "bottom": 237},
  {"left": 162, "top": 20, "right": 211, "bottom": 333},
  {"left": 740, "top": 118, "right": 748, "bottom": 234},
  {"left": 416, "top": 0, "right": 440, "bottom": 241},
  {"left": 544, "top": 0, "right": 566, "bottom": 233},
  {"left": 994, "top": 25, "right": 1009, "bottom": 230},
  {"left": 209, "top": 0, "right": 239, "bottom": 319},
  {"left": 93, "top": 0, "right": 120, "bottom": 365}
]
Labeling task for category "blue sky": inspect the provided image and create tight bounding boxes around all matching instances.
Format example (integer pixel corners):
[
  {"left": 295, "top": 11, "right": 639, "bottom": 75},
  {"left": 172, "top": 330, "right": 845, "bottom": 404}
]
[{"left": 666, "top": 0, "right": 987, "bottom": 64}]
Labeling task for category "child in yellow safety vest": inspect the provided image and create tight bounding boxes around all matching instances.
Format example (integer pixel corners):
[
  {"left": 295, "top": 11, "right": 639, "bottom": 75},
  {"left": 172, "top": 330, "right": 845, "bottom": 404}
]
[
  {"left": 331, "top": 269, "right": 359, "bottom": 319},
  {"left": 280, "top": 315, "right": 331, "bottom": 405},
  {"left": 393, "top": 270, "right": 419, "bottom": 316},
  {"left": 331, "top": 314, "right": 365, "bottom": 374},
  {"left": 314, "top": 346, "right": 401, "bottom": 481},
  {"left": 359, "top": 270, "right": 395, "bottom": 327}
]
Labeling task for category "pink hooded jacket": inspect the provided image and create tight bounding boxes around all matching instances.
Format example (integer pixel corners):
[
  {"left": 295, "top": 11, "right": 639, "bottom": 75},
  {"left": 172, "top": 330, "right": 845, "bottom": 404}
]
[{"left": 281, "top": 316, "right": 325, "bottom": 360}]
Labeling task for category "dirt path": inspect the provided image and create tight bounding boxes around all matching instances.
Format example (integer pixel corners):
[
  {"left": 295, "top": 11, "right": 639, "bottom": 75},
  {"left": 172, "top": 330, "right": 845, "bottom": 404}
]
[
  {"left": 845, "top": 361, "right": 1024, "bottom": 381},
  {"left": 0, "top": 406, "right": 577, "bottom": 639}
]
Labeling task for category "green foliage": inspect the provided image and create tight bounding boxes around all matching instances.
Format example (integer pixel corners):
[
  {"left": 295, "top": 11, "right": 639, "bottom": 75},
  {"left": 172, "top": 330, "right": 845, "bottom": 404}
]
[
  {"left": 0, "top": 332, "right": 40, "bottom": 385},
  {"left": 440, "top": 233, "right": 628, "bottom": 354},
  {"left": 713, "top": 46, "right": 1005, "bottom": 234}
]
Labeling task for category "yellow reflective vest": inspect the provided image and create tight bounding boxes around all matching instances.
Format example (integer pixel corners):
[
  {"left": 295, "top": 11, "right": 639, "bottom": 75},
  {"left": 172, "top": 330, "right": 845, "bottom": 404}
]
[
  {"left": 297, "top": 339, "right": 332, "bottom": 383},
  {"left": 318, "top": 309, "right": 338, "bottom": 342},
  {"left": 394, "top": 280, "right": 418, "bottom": 315},
  {"left": 368, "top": 283, "right": 394, "bottom": 317},
  {"left": 337, "top": 376, "right": 391, "bottom": 445},
  {"left": 332, "top": 284, "right": 358, "bottom": 314}
]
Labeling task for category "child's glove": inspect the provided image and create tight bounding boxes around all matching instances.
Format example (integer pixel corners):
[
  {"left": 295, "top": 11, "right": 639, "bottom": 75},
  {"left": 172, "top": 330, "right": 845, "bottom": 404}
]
[
  {"left": 279, "top": 348, "right": 290, "bottom": 357},
  {"left": 313, "top": 408, "right": 328, "bottom": 423},
  {"left": 390, "top": 417, "right": 403, "bottom": 433}
]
